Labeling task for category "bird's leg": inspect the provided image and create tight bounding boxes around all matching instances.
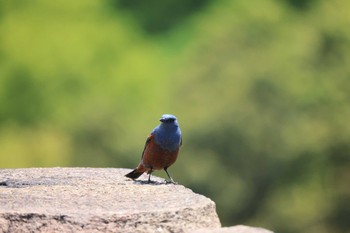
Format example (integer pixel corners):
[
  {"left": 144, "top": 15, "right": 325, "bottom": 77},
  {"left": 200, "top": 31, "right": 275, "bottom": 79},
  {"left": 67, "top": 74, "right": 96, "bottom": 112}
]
[
  {"left": 164, "top": 168, "right": 176, "bottom": 184},
  {"left": 147, "top": 169, "right": 153, "bottom": 183}
]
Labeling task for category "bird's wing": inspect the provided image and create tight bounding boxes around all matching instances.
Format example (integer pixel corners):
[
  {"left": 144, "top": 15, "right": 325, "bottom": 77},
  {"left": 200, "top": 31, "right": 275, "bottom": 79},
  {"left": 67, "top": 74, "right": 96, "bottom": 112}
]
[{"left": 141, "top": 133, "right": 154, "bottom": 159}]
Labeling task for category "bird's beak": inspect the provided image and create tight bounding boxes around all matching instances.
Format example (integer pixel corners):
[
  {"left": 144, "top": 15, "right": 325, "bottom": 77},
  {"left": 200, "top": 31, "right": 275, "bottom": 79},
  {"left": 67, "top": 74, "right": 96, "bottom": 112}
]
[{"left": 160, "top": 117, "right": 165, "bottom": 122}]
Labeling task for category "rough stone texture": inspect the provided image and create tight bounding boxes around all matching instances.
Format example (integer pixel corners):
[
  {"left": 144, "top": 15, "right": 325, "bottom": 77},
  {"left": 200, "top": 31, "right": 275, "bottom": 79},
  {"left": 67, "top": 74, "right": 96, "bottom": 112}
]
[
  {"left": 0, "top": 168, "right": 221, "bottom": 233},
  {"left": 189, "top": 225, "right": 274, "bottom": 233}
]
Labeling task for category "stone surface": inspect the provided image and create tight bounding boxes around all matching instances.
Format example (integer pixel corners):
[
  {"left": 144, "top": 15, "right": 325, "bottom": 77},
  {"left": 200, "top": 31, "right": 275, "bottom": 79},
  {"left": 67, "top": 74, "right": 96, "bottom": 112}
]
[
  {"left": 0, "top": 167, "right": 221, "bottom": 233},
  {"left": 189, "top": 225, "right": 274, "bottom": 233}
]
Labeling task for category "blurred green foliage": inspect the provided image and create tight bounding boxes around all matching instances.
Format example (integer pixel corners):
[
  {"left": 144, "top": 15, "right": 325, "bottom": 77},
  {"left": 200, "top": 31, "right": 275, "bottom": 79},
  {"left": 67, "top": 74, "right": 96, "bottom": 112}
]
[{"left": 1, "top": 0, "right": 350, "bottom": 232}]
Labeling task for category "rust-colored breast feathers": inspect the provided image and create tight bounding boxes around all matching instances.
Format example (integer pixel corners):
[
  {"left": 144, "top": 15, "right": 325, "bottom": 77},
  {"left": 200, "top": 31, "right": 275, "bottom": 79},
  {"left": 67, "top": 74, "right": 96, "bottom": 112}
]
[{"left": 141, "top": 133, "right": 180, "bottom": 171}]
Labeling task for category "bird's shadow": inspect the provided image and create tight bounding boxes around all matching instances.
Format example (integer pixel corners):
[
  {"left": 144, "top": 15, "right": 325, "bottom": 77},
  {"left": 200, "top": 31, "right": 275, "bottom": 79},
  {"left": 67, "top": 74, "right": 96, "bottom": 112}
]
[{"left": 130, "top": 179, "right": 176, "bottom": 186}]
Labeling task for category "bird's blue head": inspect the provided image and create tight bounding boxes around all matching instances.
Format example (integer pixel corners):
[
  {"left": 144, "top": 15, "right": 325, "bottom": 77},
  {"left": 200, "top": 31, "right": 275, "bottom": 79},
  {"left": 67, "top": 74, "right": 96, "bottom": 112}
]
[
  {"left": 153, "top": 114, "right": 181, "bottom": 151},
  {"left": 160, "top": 114, "right": 178, "bottom": 125}
]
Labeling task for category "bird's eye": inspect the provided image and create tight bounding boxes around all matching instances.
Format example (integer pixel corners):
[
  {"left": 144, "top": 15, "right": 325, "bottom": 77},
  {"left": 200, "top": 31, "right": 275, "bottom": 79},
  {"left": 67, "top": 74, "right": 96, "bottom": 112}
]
[{"left": 161, "top": 117, "right": 176, "bottom": 123}]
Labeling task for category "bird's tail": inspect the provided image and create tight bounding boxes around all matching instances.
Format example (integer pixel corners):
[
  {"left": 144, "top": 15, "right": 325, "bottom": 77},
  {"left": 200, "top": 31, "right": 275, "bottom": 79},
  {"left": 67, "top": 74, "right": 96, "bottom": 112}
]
[{"left": 125, "top": 165, "right": 146, "bottom": 180}]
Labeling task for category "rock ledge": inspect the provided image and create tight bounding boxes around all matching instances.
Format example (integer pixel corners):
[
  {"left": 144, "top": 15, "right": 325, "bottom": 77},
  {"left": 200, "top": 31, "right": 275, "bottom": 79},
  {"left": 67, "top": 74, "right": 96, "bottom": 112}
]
[
  {"left": 0, "top": 167, "right": 220, "bottom": 233},
  {"left": 0, "top": 168, "right": 273, "bottom": 233}
]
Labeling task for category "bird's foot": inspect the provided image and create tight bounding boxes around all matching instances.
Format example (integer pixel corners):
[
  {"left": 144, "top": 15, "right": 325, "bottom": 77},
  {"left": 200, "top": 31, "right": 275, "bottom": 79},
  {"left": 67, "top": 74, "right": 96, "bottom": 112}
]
[{"left": 164, "top": 179, "right": 177, "bottom": 185}]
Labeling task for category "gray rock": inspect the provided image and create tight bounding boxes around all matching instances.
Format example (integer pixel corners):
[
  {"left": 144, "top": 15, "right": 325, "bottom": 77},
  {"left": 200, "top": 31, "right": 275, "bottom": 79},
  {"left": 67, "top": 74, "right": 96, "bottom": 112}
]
[
  {"left": 189, "top": 225, "right": 274, "bottom": 233},
  {"left": 0, "top": 167, "right": 221, "bottom": 233}
]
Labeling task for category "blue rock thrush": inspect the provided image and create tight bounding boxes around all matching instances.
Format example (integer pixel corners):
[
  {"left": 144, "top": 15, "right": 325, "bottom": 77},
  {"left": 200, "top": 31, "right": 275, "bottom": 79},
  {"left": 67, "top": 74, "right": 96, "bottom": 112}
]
[{"left": 125, "top": 114, "right": 182, "bottom": 183}]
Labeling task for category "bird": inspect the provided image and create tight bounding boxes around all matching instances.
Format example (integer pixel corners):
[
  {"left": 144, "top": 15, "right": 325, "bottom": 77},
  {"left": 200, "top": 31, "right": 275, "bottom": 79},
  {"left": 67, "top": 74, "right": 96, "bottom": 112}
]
[{"left": 125, "top": 114, "right": 182, "bottom": 183}]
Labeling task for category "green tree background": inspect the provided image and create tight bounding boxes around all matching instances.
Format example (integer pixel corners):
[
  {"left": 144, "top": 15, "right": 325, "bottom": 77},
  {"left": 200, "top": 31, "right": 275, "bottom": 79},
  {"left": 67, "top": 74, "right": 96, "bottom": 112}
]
[{"left": 1, "top": 0, "right": 349, "bottom": 232}]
